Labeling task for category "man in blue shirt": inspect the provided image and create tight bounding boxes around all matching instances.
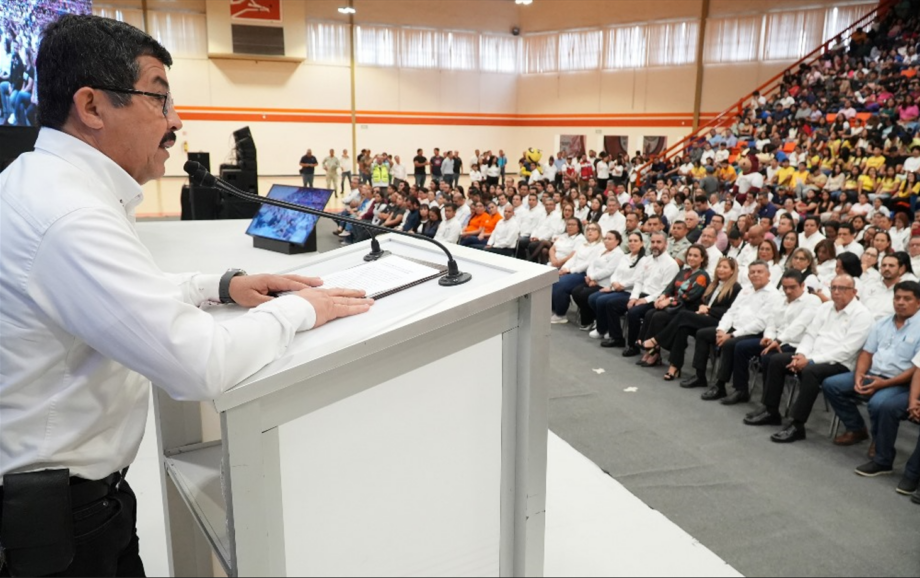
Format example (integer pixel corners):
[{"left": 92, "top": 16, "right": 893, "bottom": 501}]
[
  {"left": 756, "top": 192, "right": 778, "bottom": 221},
  {"left": 823, "top": 282, "right": 920, "bottom": 493}
]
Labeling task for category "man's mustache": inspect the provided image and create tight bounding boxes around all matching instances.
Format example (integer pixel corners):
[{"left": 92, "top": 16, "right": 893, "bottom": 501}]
[{"left": 160, "top": 132, "right": 177, "bottom": 146}]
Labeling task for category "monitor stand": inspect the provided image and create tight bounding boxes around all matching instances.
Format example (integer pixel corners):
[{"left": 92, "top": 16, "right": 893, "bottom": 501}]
[{"left": 253, "top": 230, "right": 317, "bottom": 255}]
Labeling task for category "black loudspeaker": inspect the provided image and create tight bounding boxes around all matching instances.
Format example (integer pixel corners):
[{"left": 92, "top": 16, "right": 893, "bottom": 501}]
[
  {"left": 181, "top": 184, "right": 222, "bottom": 220},
  {"left": 187, "top": 152, "right": 211, "bottom": 173}
]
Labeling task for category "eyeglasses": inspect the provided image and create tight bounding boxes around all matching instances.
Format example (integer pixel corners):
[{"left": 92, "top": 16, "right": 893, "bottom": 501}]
[
  {"left": 92, "top": 86, "right": 174, "bottom": 117},
  {"left": 830, "top": 285, "right": 856, "bottom": 292}
]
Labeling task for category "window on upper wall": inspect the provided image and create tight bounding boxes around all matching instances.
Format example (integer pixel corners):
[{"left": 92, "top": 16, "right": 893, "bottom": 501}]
[
  {"left": 762, "top": 8, "right": 825, "bottom": 61},
  {"left": 523, "top": 33, "right": 558, "bottom": 74},
  {"left": 479, "top": 34, "right": 520, "bottom": 74},
  {"left": 92, "top": 5, "right": 146, "bottom": 30},
  {"left": 441, "top": 31, "right": 479, "bottom": 72},
  {"left": 398, "top": 28, "right": 441, "bottom": 69},
  {"left": 148, "top": 11, "right": 207, "bottom": 58},
  {"left": 558, "top": 30, "right": 602, "bottom": 71},
  {"left": 306, "top": 21, "right": 350, "bottom": 66},
  {"left": 704, "top": 15, "right": 761, "bottom": 64},
  {"left": 355, "top": 25, "right": 396, "bottom": 67},
  {"left": 603, "top": 25, "right": 647, "bottom": 70},
  {"left": 646, "top": 20, "right": 699, "bottom": 67},
  {"left": 823, "top": 3, "right": 877, "bottom": 47}
]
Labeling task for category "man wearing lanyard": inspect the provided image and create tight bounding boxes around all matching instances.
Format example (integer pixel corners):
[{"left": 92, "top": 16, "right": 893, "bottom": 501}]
[{"left": 0, "top": 16, "right": 372, "bottom": 576}]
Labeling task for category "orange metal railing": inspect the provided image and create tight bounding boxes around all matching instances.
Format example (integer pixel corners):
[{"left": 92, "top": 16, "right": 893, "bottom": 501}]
[{"left": 635, "top": 0, "right": 896, "bottom": 185}]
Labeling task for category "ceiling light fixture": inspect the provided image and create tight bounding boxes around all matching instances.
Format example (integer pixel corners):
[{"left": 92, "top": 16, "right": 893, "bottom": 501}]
[
  {"left": 515, "top": 0, "right": 533, "bottom": 5},
  {"left": 338, "top": 6, "right": 356, "bottom": 14}
]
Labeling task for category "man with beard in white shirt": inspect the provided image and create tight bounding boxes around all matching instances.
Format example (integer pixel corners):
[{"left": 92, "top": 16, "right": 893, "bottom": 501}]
[
  {"left": 603, "top": 233, "right": 679, "bottom": 356},
  {"left": 798, "top": 215, "right": 826, "bottom": 254},
  {"left": 836, "top": 222, "right": 865, "bottom": 258},
  {"left": 861, "top": 254, "right": 907, "bottom": 320},
  {"left": 736, "top": 225, "right": 765, "bottom": 286},
  {"left": 598, "top": 197, "right": 626, "bottom": 237}
]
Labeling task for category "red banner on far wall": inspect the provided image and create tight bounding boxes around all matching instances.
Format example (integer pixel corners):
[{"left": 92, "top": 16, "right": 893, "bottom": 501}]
[{"left": 230, "top": 0, "right": 282, "bottom": 23}]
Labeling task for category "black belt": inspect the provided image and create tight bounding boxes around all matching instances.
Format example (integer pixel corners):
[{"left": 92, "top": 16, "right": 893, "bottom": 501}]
[{"left": 0, "top": 468, "right": 127, "bottom": 511}]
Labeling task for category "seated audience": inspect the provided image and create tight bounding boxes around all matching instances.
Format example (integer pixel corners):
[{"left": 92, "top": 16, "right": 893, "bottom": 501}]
[
  {"left": 588, "top": 233, "right": 646, "bottom": 344},
  {"left": 745, "top": 274, "right": 874, "bottom": 444},
  {"left": 484, "top": 205, "right": 520, "bottom": 256},
  {"left": 551, "top": 222, "right": 603, "bottom": 323},
  {"left": 571, "top": 231, "right": 625, "bottom": 331}
]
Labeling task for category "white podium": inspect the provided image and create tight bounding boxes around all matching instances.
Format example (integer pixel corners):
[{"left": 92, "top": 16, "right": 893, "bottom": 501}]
[{"left": 147, "top": 222, "right": 557, "bottom": 577}]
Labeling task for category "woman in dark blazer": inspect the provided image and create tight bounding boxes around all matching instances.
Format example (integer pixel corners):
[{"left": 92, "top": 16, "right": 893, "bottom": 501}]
[
  {"left": 643, "top": 256, "right": 742, "bottom": 381},
  {"left": 636, "top": 245, "right": 711, "bottom": 367}
]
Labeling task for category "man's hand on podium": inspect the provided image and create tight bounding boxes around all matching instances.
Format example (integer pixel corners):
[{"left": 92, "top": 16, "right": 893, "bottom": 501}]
[
  {"left": 229, "top": 274, "right": 324, "bottom": 307},
  {"left": 296, "top": 288, "right": 374, "bottom": 328}
]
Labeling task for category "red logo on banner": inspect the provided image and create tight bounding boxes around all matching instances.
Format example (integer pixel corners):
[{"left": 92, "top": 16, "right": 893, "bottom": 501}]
[{"left": 230, "top": 0, "right": 282, "bottom": 22}]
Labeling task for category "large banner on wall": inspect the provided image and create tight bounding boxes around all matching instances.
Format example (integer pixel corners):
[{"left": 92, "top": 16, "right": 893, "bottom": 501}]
[
  {"left": 604, "top": 136, "right": 629, "bottom": 159},
  {"left": 643, "top": 136, "right": 668, "bottom": 157},
  {"left": 230, "top": 0, "right": 283, "bottom": 23},
  {"left": 560, "top": 135, "right": 586, "bottom": 159}
]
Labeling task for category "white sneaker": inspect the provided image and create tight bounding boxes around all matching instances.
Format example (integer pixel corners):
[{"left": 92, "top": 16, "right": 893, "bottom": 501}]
[
  {"left": 551, "top": 314, "right": 569, "bottom": 324},
  {"left": 589, "top": 329, "right": 602, "bottom": 339}
]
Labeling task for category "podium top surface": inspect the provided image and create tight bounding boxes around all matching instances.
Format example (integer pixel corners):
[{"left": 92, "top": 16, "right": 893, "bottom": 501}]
[{"left": 136, "top": 220, "right": 557, "bottom": 412}]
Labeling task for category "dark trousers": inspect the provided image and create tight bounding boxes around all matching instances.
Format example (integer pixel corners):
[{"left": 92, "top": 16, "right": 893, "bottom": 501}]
[
  {"left": 657, "top": 311, "right": 719, "bottom": 370},
  {"left": 485, "top": 247, "right": 515, "bottom": 258},
  {"left": 552, "top": 273, "right": 587, "bottom": 316},
  {"left": 572, "top": 284, "right": 602, "bottom": 326},
  {"left": 762, "top": 353, "right": 848, "bottom": 423},
  {"left": 639, "top": 308, "right": 680, "bottom": 343},
  {"left": 608, "top": 297, "right": 652, "bottom": 344},
  {"left": 732, "top": 340, "right": 796, "bottom": 393},
  {"left": 693, "top": 332, "right": 762, "bottom": 387},
  {"left": 591, "top": 291, "right": 630, "bottom": 337},
  {"left": 0, "top": 479, "right": 145, "bottom": 578}
]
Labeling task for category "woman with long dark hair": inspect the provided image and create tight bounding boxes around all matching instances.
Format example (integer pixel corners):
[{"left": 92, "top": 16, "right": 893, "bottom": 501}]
[{"left": 587, "top": 233, "right": 646, "bottom": 343}]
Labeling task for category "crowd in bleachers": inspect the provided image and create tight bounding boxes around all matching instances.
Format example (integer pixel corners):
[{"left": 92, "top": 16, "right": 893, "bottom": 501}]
[
  {"left": 323, "top": 3, "right": 920, "bottom": 504},
  {"left": 0, "top": 0, "right": 87, "bottom": 126}
]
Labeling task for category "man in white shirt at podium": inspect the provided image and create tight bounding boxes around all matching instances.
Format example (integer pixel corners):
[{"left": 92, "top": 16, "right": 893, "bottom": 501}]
[{"left": 0, "top": 15, "right": 372, "bottom": 577}]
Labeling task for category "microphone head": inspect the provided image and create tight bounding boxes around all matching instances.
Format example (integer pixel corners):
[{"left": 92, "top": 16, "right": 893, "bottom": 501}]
[{"left": 184, "top": 160, "right": 215, "bottom": 187}]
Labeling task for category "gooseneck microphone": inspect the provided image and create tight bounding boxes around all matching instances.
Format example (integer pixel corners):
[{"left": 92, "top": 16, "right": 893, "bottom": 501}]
[{"left": 184, "top": 161, "right": 472, "bottom": 286}]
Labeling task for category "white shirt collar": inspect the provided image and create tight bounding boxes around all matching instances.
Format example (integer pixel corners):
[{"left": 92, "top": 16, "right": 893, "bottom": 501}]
[{"left": 34, "top": 128, "right": 144, "bottom": 214}]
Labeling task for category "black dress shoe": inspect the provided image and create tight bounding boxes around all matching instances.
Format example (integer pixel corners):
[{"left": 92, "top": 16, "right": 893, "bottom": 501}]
[
  {"left": 622, "top": 347, "right": 641, "bottom": 358},
  {"left": 600, "top": 338, "right": 626, "bottom": 348},
  {"left": 771, "top": 423, "right": 806, "bottom": 443},
  {"left": 745, "top": 406, "right": 766, "bottom": 419},
  {"left": 743, "top": 409, "right": 782, "bottom": 426},
  {"left": 701, "top": 386, "right": 727, "bottom": 401},
  {"left": 912, "top": 488, "right": 920, "bottom": 505},
  {"left": 720, "top": 390, "right": 751, "bottom": 405},
  {"left": 680, "top": 376, "right": 707, "bottom": 389}
]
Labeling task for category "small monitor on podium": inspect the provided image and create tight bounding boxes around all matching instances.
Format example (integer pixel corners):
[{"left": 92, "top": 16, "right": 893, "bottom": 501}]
[{"left": 246, "top": 185, "right": 333, "bottom": 254}]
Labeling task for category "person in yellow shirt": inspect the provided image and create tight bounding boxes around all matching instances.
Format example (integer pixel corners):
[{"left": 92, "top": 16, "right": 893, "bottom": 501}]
[
  {"left": 857, "top": 166, "right": 878, "bottom": 196},
  {"left": 718, "top": 161, "right": 737, "bottom": 188},
  {"left": 773, "top": 158, "right": 796, "bottom": 188},
  {"left": 873, "top": 166, "right": 901, "bottom": 201},
  {"left": 864, "top": 146, "right": 887, "bottom": 172},
  {"left": 690, "top": 160, "right": 708, "bottom": 181},
  {"left": 843, "top": 167, "right": 861, "bottom": 202},
  {"left": 792, "top": 162, "right": 810, "bottom": 188}
]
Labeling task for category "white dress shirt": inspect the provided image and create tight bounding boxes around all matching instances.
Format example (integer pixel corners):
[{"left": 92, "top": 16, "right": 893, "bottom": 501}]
[
  {"left": 434, "top": 216, "right": 462, "bottom": 244},
  {"left": 597, "top": 211, "right": 626, "bottom": 236},
  {"left": 890, "top": 227, "right": 910, "bottom": 253},
  {"left": 609, "top": 254, "right": 643, "bottom": 292},
  {"left": 798, "top": 231, "right": 826, "bottom": 253},
  {"left": 860, "top": 278, "right": 899, "bottom": 321},
  {"left": 518, "top": 205, "right": 545, "bottom": 237},
  {"left": 763, "top": 293, "right": 822, "bottom": 347},
  {"left": 796, "top": 299, "right": 874, "bottom": 371},
  {"left": 705, "top": 245, "right": 723, "bottom": 278},
  {"left": 587, "top": 250, "right": 625, "bottom": 288},
  {"left": 486, "top": 217, "right": 521, "bottom": 249},
  {"left": 533, "top": 213, "right": 566, "bottom": 242},
  {"left": 0, "top": 129, "right": 316, "bottom": 480},
  {"left": 454, "top": 203, "right": 472, "bottom": 228},
  {"left": 837, "top": 241, "right": 865, "bottom": 258},
  {"left": 564, "top": 240, "right": 604, "bottom": 274},
  {"left": 553, "top": 233, "right": 587, "bottom": 262},
  {"left": 630, "top": 253, "right": 680, "bottom": 301},
  {"left": 717, "top": 284, "right": 780, "bottom": 336}
]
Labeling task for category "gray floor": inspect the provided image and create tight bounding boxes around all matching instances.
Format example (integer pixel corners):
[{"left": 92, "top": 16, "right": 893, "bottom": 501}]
[{"left": 546, "top": 317, "right": 920, "bottom": 577}]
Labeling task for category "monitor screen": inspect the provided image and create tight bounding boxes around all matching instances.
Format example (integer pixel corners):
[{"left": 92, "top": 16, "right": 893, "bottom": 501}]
[
  {"left": 2, "top": 0, "right": 93, "bottom": 127},
  {"left": 245, "top": 185, "right": 333, "bottom": 246}
]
